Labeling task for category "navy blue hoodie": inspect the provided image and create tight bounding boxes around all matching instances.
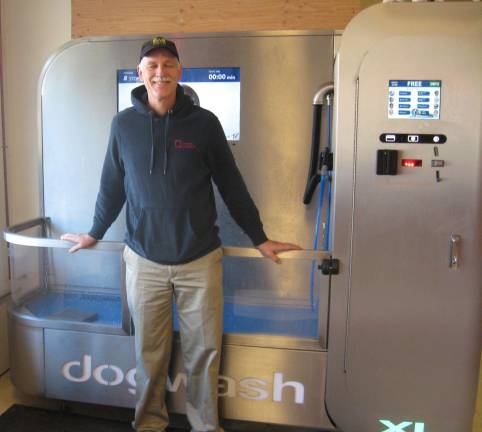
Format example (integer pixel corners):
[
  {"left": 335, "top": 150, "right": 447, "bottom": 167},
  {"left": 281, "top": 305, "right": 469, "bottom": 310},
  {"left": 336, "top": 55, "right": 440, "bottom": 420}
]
[{"left": 88, "top": 84, "right": 267, "bottom": 264}]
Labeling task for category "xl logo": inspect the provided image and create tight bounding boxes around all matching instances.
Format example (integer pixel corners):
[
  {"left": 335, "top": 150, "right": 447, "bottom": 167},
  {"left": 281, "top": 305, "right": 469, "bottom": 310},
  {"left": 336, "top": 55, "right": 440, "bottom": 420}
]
[{"left": 380, "top": 420, "right": 425, "bottom": 432}]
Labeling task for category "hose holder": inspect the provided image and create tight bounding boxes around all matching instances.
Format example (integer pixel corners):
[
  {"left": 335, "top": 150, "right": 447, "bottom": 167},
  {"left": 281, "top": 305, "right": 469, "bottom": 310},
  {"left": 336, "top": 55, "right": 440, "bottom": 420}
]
[{"left": 303, "top": 82, "right": 334, "bottom": 205}]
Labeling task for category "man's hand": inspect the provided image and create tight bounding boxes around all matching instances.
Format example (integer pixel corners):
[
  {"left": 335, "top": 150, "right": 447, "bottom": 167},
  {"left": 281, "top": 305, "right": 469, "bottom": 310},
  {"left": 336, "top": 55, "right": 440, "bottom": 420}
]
[
  {"left": 257, "top": 240, "right": 302, "bottom": 263},
  {"left": 60, "top": 233, "right": 98, "bottom": 253}
]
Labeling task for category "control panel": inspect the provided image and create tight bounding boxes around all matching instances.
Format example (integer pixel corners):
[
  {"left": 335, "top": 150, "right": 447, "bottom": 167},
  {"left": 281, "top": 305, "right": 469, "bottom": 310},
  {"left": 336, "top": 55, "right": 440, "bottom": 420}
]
[
  {"left": 376, "top": 139, "right": 445, "bottom": 182},
  {"left": 377, "top": 80, "right": 445, "bottom": 181},
  {"left": 388, "top": 80, "right": 441, "bottom": 119},
  {"left": 379, "top": 133, "right": 446, "bottom": 144}
]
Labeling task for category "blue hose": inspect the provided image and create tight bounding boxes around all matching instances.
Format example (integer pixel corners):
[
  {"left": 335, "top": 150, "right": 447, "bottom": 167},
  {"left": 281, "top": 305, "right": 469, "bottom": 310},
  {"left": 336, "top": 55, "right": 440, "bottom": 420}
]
[
  {"left": 323, "top": 175, "right": 332, "bottom": 251},
  {"left": 310, "top": 175, "right": 326, "bottom": 309},
  {"left": 310, "top": 98, "right": 333, "bottom": 310},
  {"left": 313, "top": 175, "right": 326, "bottom": 250},
  {"left": 323, "top": 102, "right": 333, "bottom": 251}
]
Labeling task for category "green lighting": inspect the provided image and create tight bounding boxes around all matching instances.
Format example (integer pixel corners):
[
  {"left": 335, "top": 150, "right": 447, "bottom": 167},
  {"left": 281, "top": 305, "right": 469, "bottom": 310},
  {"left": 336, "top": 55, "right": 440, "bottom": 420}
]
[{"left": 379, "top": 419, "right": 425, "bottom": 432}]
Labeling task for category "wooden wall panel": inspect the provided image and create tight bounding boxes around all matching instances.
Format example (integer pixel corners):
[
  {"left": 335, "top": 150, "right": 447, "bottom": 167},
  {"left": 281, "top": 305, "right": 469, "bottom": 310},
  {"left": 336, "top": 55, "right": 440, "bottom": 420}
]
[{"left": 72, "top": 0, "right": 361, "bottom": 38}]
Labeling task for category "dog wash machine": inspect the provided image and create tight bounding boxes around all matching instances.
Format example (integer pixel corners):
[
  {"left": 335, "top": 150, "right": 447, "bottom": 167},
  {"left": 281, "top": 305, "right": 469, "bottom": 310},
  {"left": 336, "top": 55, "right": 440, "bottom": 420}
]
[{"left": 5, "top": 3, "right": 481, "bottom": 431}]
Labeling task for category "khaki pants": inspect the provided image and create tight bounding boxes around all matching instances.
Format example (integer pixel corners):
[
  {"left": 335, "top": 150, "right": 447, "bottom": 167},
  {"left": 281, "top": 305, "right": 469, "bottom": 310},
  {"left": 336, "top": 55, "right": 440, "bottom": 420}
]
[{"left": 124, "top": 246, "right": 224, "bottom": 432}]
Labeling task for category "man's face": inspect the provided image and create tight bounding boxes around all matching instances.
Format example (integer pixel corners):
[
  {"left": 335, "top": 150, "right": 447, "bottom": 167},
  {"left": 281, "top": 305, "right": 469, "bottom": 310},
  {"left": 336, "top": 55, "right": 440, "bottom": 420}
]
[{"left": 137, "top": 49, "right": 182, "bottom": 104}]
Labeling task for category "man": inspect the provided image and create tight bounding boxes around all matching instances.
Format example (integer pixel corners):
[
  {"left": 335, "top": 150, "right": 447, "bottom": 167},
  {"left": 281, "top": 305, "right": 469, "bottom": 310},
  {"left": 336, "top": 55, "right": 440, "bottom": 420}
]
[{"left": 62, "top": 36, "right": 300, "bottom": 432}]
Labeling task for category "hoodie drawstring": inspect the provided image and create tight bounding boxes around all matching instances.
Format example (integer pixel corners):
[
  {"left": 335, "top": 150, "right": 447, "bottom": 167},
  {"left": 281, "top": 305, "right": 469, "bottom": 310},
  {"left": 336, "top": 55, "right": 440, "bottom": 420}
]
[
  {"left": 149, "top": 110, "right": 171, "bottom": 176},
  {"left": 149, "top": 113, "right": 155, "bottom": 174},
  {"left": 163, "top": 110, "right": 171, "bottom": 175}
]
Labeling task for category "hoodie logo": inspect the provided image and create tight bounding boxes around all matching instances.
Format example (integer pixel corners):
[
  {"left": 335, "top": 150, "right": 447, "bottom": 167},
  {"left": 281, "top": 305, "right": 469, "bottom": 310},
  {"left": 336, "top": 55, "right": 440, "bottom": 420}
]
[{"left": 175, "top": 139, "right": 196, "bottom": 150}]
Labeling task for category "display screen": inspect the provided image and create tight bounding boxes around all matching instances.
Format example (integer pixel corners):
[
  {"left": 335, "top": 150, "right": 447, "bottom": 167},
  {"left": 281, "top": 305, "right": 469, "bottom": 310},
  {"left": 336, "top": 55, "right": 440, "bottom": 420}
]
[
  {"left": 117, "top": 67, "right": 241, "bottom": 140},
  {"left": 388, "top": 80, "right": 441, "bottom": 120}
]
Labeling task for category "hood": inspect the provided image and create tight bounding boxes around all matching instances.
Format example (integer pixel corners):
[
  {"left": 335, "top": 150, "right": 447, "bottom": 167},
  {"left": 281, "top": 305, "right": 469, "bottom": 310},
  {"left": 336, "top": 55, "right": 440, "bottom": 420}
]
[
  {"left": 131, "top": 84, "right": 193, "bottom": 117},
  {"left": 130, "top": 84, "right": 193, "bottom": 175}
]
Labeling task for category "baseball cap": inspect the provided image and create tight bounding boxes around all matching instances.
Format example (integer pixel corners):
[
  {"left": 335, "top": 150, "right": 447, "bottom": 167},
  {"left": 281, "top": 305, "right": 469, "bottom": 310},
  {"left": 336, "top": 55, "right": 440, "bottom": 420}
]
[{"left": 140, "top": 36, "right": 179, "bottom": 61}]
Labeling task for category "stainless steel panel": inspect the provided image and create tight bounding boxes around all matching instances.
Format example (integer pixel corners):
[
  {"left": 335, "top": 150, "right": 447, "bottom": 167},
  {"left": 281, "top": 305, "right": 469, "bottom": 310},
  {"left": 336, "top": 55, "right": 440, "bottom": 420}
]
[
  {"left": 327, "top": 3, "right": 481, "bottom": 432},
  {"left": 8, "top": 313, "right": 45, "bottom": 396},
  {"left": 43, "top": 329, "right": 333, "bottom": 429},
  {"left": 218, "top": 345, "right": 333, "bottom": 428},
  {"left": 45, "top": 329, "right": 136, "bottom": 407}
]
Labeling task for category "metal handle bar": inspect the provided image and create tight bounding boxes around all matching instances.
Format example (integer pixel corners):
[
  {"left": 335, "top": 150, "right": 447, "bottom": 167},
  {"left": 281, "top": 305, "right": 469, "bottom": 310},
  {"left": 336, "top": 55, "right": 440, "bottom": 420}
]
[{"left": 4, "top": 217, "right": 329, "bottom": 261}]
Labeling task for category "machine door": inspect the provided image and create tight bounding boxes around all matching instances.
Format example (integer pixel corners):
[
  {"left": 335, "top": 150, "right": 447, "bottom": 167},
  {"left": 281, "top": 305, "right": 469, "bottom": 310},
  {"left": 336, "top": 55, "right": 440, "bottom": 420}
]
[{"left": 327, "top": 17, "right": 481, "bottom": 432}]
